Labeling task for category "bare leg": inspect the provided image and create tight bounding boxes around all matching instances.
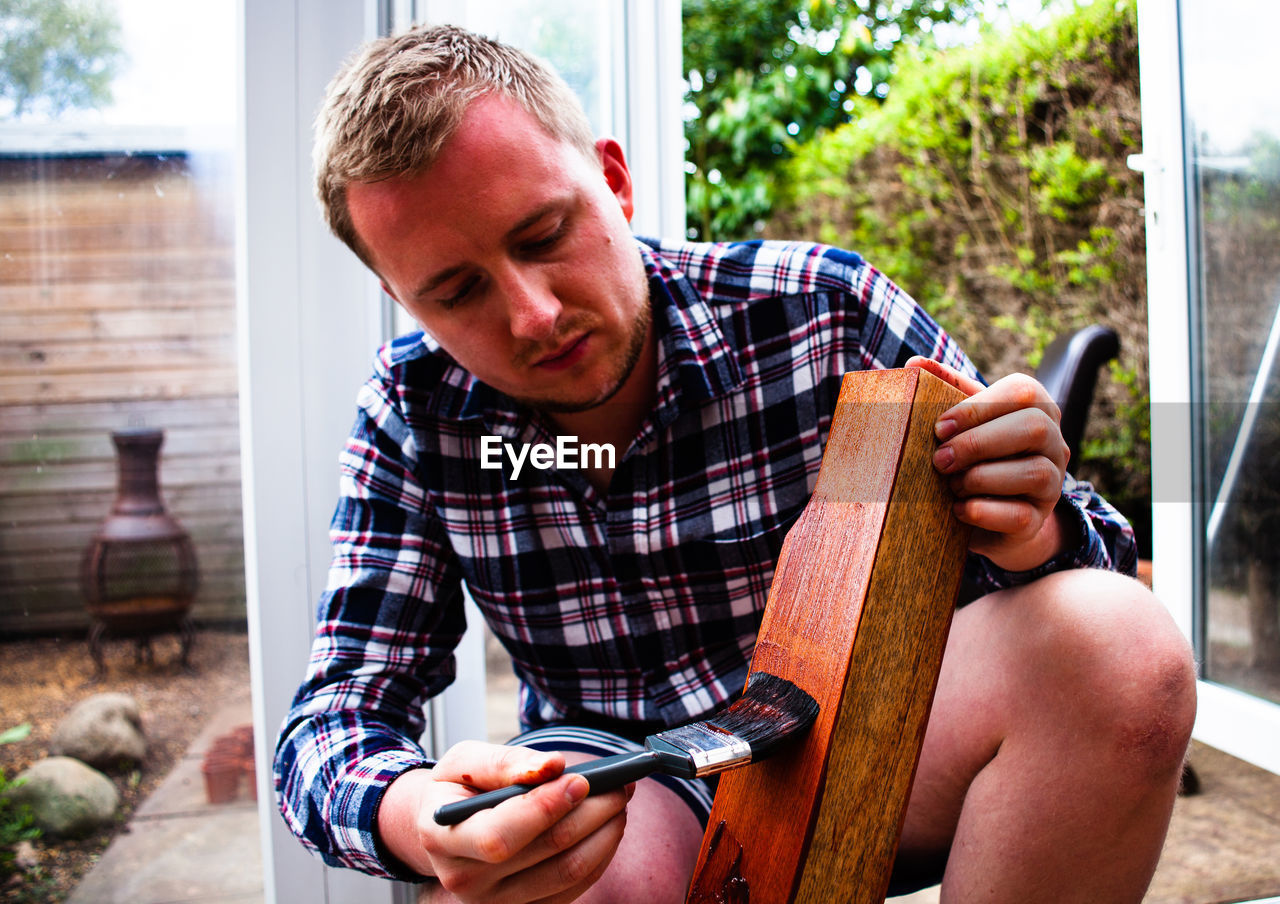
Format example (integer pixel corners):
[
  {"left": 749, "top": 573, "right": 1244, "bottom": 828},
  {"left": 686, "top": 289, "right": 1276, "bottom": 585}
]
[{"left": 898, "top": 569, "right": 1197, "bottom": 902}]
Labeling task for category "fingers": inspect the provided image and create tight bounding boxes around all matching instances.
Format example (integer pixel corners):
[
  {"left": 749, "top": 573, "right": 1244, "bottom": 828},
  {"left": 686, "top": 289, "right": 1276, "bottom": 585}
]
[
  {"left": 933, "top": 372, "right": 1062, "bottom": 447},
  {"left": 439, "top": 770, "right": 591, "bottom": 865},
  {"left": 905, "top": 355, "right": 986, "bottom": 398},
  {"left": 933, "top": 405, "right": 1068, "bottom": 478},
  {"left": 933, "top": 402, "right": 1067, "bottom": 543},
  {"left": 944, "top": 455, "right": 1064, "bottom": 506},
  {"left": 420, "top": 744, "right": 633, "bottom": 903},
  {"left": 434, "top": 788, "right": 630, "bottom": 902},
  {"left": 433, "top": 739, "right": 566, "bottom": 789},
  {"left": 906, "top": 364, "right": 1071, "bottom": 570},
  {"left": 513, "top": 810, "right": 629, "bottom": 904}
]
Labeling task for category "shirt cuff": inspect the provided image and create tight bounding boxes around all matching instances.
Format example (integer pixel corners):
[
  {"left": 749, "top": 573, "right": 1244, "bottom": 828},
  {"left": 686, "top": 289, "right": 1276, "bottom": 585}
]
[{"left": 329, "top": 749, "right": 436, "bottom": 880}]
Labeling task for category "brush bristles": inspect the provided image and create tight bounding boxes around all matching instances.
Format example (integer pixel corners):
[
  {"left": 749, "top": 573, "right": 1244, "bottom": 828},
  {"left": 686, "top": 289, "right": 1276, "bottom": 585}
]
[{"left": 709, "top": 671, "right": 819, "bottom": 759}]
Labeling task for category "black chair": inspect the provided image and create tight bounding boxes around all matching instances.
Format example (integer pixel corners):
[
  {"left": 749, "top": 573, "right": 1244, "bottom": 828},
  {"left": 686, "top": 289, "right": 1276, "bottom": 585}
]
[{"left": 1034, "top": 324, "right": 1120, "bottom": 468}]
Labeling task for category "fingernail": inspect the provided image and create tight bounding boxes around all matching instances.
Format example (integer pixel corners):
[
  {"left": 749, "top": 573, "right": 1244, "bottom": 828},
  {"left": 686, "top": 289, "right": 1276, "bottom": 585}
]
[
  {"left": 935, "top": 418, "right": 957, "bottom": 441},
  {"left": 564, "top": 775, "right": 589, "bottom": 803},
  {"left": 934, "top": 445, "right": 954, "bottom": 471}
]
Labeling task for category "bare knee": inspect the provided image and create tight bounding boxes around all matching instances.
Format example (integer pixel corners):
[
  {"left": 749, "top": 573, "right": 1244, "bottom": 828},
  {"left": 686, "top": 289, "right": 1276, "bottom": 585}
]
[
  {"left": 573, "top": 775, "right": 703, "bottom": 904},
  {"left": 1004, "top": 569, "right": 1197, "bottom": 777}
]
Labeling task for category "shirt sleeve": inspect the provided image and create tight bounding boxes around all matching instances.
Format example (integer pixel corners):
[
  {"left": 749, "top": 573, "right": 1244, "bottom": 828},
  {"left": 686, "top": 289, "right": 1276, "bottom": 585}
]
[
  {"left": 273, "top": 368, "right": 466, "bottom": 879},
  {"left": 844, "top": 254, "right": 1138, "bottom": 594}
]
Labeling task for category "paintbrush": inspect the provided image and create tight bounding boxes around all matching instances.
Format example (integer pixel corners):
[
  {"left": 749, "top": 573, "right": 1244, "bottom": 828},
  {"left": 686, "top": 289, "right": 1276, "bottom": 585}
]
[{"left": 433, "top": 671, "right": 819, "bottom": 826}]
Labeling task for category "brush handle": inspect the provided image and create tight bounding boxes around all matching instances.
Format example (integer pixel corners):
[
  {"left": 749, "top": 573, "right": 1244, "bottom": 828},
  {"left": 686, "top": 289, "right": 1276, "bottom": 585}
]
[{"left": 433, "top": 750, "right": 660, "bottom": 826}]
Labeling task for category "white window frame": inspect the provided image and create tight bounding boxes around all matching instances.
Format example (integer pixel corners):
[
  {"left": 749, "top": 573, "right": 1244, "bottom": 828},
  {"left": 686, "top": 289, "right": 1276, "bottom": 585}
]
[
  {"left": 236, "top": 2, "right": 684, "bottom": 901},
  {"left": 1137, "top": 0, "right": 1280, "bottom": 775}
]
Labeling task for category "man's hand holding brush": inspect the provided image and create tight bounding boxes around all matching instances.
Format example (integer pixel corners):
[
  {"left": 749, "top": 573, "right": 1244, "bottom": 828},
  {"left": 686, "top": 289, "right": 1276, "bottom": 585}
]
[{"left": 377, "top": 741, "right": 634, "bottom": 904}]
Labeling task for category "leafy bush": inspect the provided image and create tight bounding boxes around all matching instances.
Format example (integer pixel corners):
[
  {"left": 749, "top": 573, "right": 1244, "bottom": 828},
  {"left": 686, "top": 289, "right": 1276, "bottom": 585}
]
[
  {"left": 768, "top": 0, "right": 1151, "bottom": 529},
  {"left": 682, "top": 0, "right": 987, "bottom": 240},
  {"left": 0, "top": 723, "right": 40, "bottom": 880}
]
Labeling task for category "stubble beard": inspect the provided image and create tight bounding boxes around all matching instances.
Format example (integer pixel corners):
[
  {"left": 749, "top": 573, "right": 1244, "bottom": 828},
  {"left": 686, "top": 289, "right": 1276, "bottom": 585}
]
[{"left": 520, "top": 300, "right": 652, "bottom": 415}]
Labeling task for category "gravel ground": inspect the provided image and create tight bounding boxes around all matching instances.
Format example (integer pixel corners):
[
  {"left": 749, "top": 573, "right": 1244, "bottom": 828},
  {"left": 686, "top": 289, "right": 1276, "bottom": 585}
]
[{"left": 0, "top": 628, "right": 250, "bottom": 903}]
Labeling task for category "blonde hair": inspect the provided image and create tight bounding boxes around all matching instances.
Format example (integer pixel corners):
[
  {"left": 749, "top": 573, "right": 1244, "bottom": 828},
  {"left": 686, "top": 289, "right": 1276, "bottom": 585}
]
[{"left": 314, "top": 23, "right": 598, "bottom": 267}]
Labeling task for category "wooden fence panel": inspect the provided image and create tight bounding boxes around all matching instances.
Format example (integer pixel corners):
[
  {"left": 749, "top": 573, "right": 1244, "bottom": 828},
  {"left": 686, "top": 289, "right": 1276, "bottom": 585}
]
[{"left": 0, "top": 152, "right": 247, "bottom": 634}]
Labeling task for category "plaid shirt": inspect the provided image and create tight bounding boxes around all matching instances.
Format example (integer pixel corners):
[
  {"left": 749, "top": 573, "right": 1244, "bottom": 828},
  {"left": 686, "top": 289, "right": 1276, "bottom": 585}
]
[{"left": 275, "top": 238, "right": 1136, "bottom": 876}]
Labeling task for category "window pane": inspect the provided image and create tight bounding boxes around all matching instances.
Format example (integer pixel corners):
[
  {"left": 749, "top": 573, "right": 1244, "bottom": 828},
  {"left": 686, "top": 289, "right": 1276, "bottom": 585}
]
[
  {"left": 0, "top": 0, "right": 258, "bottom": 899},
  {"left": 1185, "top": 0, "right": 1280, "bottom": 702},
  {"left": 433, "top": 0, "right": 616, "bottom": 135}
]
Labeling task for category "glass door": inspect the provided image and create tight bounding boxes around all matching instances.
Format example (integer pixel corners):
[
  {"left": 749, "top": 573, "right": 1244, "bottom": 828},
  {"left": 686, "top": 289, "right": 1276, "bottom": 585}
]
[
  {"left": 1141, "top": 0, "right": 1280, "bottom": 774},
  {"left": 1183, "top": 0, "right": 1280, "bottom": 706},
  {"left": 0, "top": 0, "right": 258, "bottom": 899}
]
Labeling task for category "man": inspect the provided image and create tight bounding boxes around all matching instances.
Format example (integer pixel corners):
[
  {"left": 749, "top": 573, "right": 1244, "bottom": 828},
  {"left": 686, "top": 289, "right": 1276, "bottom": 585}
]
[{"left": 275, "top": 23, "right": 1196, "bottom": 904}]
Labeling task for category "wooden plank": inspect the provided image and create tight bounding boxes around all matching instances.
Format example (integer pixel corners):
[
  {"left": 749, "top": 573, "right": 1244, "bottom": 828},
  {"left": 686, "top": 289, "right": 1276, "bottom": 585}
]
[
  {"left": 0, "top": 450, "right": 241, "bottom": 495},
  {"left": 1, "top": 305, "right": 232, "bottom": 341},
  {"left": 792, "top": 371, "right": 970, "bottom": 902},
  {"left": 0, "top": 367, "right": 239, "bottom": 405},
  {"left": 1, "top": 249, "right": 233, "bottom": 285},
  {"left": 0, "top": 510, "right": 244, "bottom": 555},
  {"left": 0, "top": 543, "right": 246, "bottom": 586},
  {"left": 0, "top": 219, "right": 229, "bottom": 254},
  {"left": 0, "top": 336, "right": 235, "bottom": 378},
  {"left": 0, "top": 395, "right": 240, "bottom": 436},
  {"left": 0, "top": 185, "right": 210, "bottom": 210},
  {"left": 0, "top": 582, "right": 250, "bottom": 616},
  {"left": 1, "top": 424, "right": 242, "bottom": 466},
  {"left": 685, "top": 368, "right": 970, "bottom": 904},
  {"left": 0, "top": 568, "right": 248, "bottom": 607},
  {"left": 0, "top": 279, "right": 233, "bottom": 312},
  {"left": 0, "top": 483, "right": 244, "bottom": 528},
  {"left": 0, "top": 594, "right": 248, "bottom": 636},
  {"left": 0, "top": 206, "right": 221, "bottom": 235},
  {"left": 0, "top": 569, "right": 247, "bottom": 615}
]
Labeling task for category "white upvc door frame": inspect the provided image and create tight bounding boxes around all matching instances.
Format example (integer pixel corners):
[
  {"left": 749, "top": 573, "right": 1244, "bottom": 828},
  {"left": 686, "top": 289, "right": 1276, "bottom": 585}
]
[
  {"left": 1136, "top": 0, "right": 1280, "bottom": 775},
  {"left": 237, "top": 3, "right": 684, "bottom": 901}
]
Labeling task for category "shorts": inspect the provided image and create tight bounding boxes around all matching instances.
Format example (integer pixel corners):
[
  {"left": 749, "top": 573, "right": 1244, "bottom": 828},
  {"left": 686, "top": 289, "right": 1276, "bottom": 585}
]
[{"left": 508, "top": 724, "right": 944, "bottom": 896}]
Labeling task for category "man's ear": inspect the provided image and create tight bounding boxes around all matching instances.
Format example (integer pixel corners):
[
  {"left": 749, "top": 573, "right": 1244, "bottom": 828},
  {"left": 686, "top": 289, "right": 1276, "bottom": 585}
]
[{"left": 596, "top": 137, "right": 635, "bottom": 223}]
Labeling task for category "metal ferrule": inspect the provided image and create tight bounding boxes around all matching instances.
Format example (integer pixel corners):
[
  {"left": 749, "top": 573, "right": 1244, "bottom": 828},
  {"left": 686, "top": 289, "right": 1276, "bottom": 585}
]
[{"left": 650, "top": 723, "right": 753, "bottom": 777}]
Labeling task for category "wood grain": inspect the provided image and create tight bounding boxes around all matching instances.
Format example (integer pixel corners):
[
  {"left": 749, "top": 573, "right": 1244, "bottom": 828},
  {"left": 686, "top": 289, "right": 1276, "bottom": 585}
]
[{"left": 685, "top": 368, "right": 970, "bottom": 904}]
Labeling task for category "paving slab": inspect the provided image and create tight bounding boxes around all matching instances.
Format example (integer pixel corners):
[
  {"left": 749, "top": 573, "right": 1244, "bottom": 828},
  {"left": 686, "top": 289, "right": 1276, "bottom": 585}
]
[{"left": 68, "top": 691, "right": 263, "bottom": 904}]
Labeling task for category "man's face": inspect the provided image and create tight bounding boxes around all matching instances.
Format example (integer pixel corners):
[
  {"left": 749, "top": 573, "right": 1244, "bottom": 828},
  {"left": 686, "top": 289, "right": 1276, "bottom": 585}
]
[{"left": 346, "top": 94, "right": 651, "bottom": 415}]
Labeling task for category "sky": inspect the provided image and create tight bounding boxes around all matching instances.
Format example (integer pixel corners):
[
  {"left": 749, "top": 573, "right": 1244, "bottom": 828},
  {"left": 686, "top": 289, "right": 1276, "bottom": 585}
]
[{"left": 56, "top": 0, "right": 236, "bottom": 132}]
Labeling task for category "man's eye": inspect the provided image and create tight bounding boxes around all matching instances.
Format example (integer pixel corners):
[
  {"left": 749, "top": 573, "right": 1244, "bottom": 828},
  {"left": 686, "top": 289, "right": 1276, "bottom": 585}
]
[
  {"left": 438, "top": 277, "right": 478, "bottom": 310},
  {"left": 523, "top": 223, "right": 567, "bottom": 254}
]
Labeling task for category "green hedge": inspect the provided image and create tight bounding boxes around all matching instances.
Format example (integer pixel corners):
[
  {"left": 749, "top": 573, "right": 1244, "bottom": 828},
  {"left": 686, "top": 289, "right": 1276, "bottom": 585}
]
[{"left": 768, "top": 0, "right": 1150, "bottom": 533}]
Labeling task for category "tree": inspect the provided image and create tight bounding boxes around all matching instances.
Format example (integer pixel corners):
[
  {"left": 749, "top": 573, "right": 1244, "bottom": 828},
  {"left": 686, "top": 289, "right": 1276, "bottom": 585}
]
[
  {"left": 683, "top": 0, "right": 1020, "bottom": 240},
  {"left": 0, "top": 0, "right": 124, "bottom": 120}
]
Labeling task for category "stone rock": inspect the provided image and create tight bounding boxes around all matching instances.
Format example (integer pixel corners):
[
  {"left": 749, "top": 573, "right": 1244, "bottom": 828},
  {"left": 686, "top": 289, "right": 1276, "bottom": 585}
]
[
  {"left": 50, "top": 692, "right": 146, "bottom": 770},
  {"left": 13, "top": 840, "right": 38, "bottom": 872},
  {"left": 4, "top": 756, "right": 119, "bottom": 838}
]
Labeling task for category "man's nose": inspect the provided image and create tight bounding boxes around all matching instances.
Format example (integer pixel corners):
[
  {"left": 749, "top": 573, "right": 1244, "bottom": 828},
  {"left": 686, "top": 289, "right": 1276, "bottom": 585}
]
[{"left": 501, "top": 269, "right": 561, "bottom": 341}]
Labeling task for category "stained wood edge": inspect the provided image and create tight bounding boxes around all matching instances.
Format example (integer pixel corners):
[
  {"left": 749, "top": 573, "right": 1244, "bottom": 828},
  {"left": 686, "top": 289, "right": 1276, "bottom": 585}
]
[
  {"left": 793, "top": 369, "right": 970, "bottom": 902},
  {"left": 687, "top": 368, "right": 969, "bottom": 904}
]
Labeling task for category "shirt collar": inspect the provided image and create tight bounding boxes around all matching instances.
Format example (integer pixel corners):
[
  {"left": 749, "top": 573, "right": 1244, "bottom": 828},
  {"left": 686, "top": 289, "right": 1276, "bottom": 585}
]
[{"left": 638, "top": 240, "right": 743, "bottom": 438}]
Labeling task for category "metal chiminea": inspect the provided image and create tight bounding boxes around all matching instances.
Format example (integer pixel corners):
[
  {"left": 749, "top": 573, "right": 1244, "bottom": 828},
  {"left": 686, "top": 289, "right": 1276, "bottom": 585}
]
[{"left": 81, "top": 428, "right": 199, "bottom": 674}]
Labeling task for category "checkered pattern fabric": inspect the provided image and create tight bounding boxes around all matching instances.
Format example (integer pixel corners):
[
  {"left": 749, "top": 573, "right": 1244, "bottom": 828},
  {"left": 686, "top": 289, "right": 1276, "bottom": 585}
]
[{"left": 274, "top": 239, "right": 1137, "bottom": 876}]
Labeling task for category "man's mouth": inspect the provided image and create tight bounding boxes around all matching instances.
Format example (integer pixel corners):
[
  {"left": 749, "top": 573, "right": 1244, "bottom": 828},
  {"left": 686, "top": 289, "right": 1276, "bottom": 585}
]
[{"left": 533, "top": 333, "right": 590, "bottom": 370}]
